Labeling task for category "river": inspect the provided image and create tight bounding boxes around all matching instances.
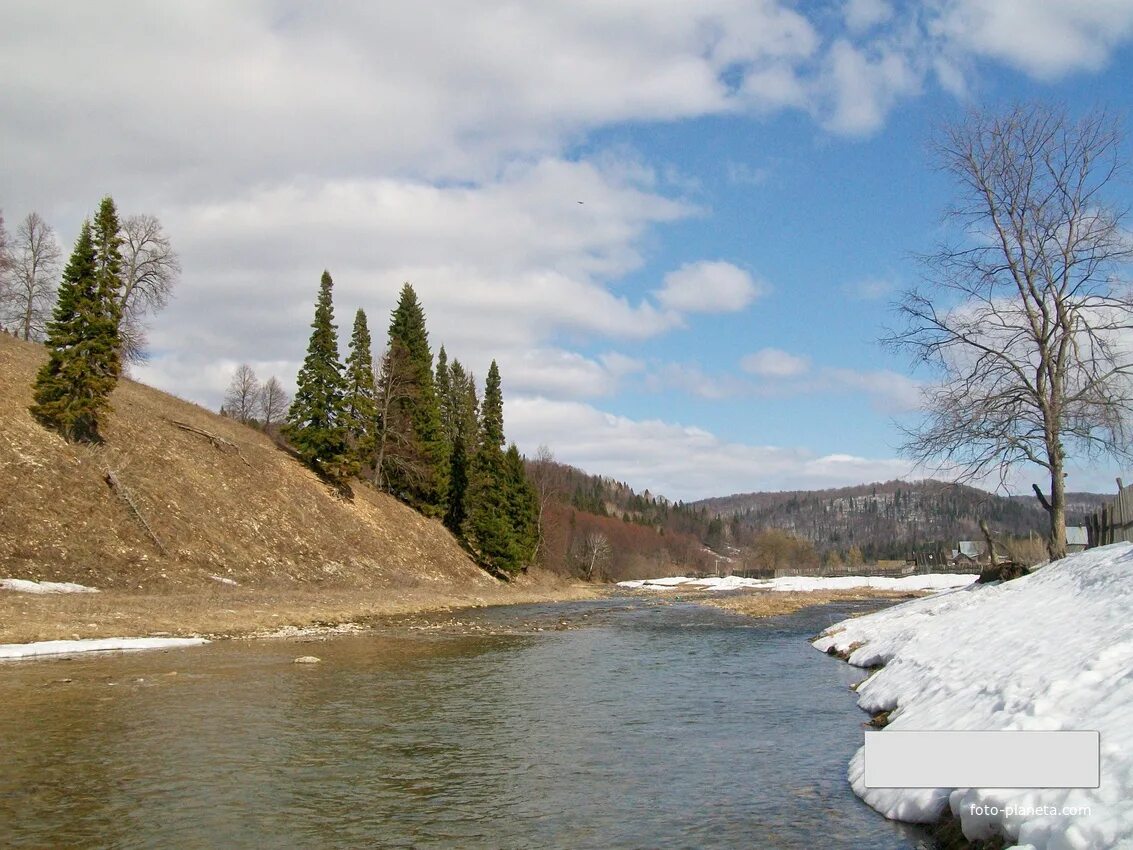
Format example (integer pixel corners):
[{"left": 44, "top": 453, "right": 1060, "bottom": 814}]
[{"left": 0, "top": 596, "right": 933, "bottom": 849}]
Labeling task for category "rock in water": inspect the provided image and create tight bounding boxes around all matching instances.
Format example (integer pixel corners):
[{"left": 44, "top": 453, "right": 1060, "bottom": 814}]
[{"left": 293, "top": 655, "right": 321, "bottom": 664}]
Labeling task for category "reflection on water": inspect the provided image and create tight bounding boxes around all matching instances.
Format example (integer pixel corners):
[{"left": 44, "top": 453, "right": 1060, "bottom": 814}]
[{"left": 0, "top": 599, "right": 932, "bottom": 849}]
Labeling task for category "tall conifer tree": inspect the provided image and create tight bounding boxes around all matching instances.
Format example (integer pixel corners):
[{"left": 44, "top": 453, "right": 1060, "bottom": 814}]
[
  {"left": 29, "top": 219, "right": 119, "bottom": 442},
  {"left": 91, "top": 197, "right": 124, "bottom": 382},
  {"left": 384, "top": 283, "right": 448, "bottom": 515},
  {"left": 504, "top": 442, "right": 540, "bottom": 564},
  {"left": 444, "top": 359, "right": 477, "bottom": 533},
  {"left": 435, "top": 345, "right": 454, "bottom": 444},
  {"left": 464, "top": 360, "right": 527, "bottom": 574},
  {"left": 284, "top": 270, "right": 349, "bottom": 476},
  {"left": 343, "top": 307, "right": 378, "bottom": 472}
]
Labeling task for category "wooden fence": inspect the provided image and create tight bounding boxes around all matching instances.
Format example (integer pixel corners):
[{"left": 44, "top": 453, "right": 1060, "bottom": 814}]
[{"left": 1085, "top": 479, "right": 1133, "bottom": 547}]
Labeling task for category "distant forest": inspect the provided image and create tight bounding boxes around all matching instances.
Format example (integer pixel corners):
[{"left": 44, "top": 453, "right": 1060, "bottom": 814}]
[{"left": 528, "top": 467, "right": 1109, "bottom": 581}]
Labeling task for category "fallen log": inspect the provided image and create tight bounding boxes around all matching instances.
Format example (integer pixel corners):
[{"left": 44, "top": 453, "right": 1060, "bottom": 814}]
[
  {"left": 104, "top": 469, "right": 167, "bottom": 555},
  {"left": 166, "top": 418, "right": 251, "bottom": 466}
]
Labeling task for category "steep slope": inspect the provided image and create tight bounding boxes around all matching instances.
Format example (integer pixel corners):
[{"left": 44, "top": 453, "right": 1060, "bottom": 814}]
[{"left": 0, "top": 333, "right": 495, "bottom": 594}]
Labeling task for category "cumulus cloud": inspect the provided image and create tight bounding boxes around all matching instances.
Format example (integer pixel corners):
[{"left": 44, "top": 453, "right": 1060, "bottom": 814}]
[
  {"left": 740, "top": 348, "right": 811, "bottom": 378},
  {"left": 653, "top": 261, "right": 766, "bottom": 314},
  {"left": 817, "top": 38, "right": 924, "bottom": 135},
  {"left": 933, "top": 0, "right": 1133, "bottom": 79}
]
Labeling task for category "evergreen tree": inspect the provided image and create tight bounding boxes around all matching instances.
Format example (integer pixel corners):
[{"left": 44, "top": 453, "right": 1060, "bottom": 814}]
[
  {"left": 479, "top": 359, "right": 504, "bottom": 449},
  {"left": 504, "top": 443, "right": 539, "bottom": 564},
  {"left": 464, "top": 361, "right": 530, "bottom": 574},
  {"left": 435, "top": 345, "right": 453, "bottom": 441},
  {"left": 284, "top": 270, "right": 350, "bottom": 476},
  {"left": 29, "top": 220, "right": 119, "bottom": 441},
  {"left": 384, "top": 283, "right": 448, "bottom": 515},
  {"left": 90, "top": 196, "right": 124, "bottom": 380},
  {"left": 444, "top": 359, "right": 478, "bottom": 533},
  {"left": 343, "top": 307, "right": 378, "bottom": 472}
]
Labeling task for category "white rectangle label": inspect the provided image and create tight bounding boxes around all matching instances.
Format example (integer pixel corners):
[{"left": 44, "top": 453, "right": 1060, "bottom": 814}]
[{"left": 863, "top": 730, "right": 1100, "bottom": 788}]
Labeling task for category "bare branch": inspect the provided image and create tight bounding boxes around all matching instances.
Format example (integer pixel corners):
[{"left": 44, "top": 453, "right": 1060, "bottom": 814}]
[{"left": 119, "top": 213, "right": 180, "bottom": 365}]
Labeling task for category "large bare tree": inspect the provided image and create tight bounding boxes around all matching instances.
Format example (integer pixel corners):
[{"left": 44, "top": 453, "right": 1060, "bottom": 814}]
[
  {"left": 1, "top": 212, "right": 61, "bottom": 341},
  {"left": 119, "top": 213, "right": 180, "bottom": 364},
  {"left": 223, "top": 363, "right": 262, "bottom": 425},
  {"left": 887, "top": 104, "right": 1133, "bottom": 559},
  {"left": 259, "top": 376, "right": 290, "bottom": 432}
]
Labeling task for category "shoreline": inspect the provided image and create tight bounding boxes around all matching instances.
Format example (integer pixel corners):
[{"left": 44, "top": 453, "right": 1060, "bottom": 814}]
[
  {"left": 0, "top": 571, "right": 605, "bottom": 649},
  {"left": 0, "top": 572, "right": 935, "bottom": 659}
]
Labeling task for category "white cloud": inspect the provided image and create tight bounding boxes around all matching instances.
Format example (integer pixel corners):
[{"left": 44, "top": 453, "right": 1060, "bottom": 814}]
[
  {"left": 653, "top": 261, "right": 766, "bottom": 314},
  {"left": 824, "top": 368, "right": 922, "bottom": 412},
  {"left": 644, "top": 362, "right": 748, "bottom": 400},
  {"left": 740, "top": 348, "right": 811, "bottom": 378},
  {"left": 818, "top": 38, "right": 924, "bottom": 136},
  {"left": 493, "top": 348, "right": 636, "bottom": 401},
  {"left": 506, "top": 397, "right": 914, "bottom": 500},
  {"left": 933, "top": 0, "right": 1133, "bottom": 79}
]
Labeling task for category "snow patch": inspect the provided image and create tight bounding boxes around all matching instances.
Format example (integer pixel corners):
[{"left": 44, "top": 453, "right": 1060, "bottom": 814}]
[
  {"left": 812, "top": 543, "right": 1133, "bottom": 849},
  {"left": 0, "top": 637, "right": 209, "bottom": 660},
  {"left": 1, "top": 578, "right": 99, "bottom": 594},
  {"left": 617, "top": 573, "right": 975, "bottom": 593}
]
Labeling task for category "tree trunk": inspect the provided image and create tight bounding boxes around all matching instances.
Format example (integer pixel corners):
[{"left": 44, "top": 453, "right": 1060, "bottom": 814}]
[{"left": 1047, "top": 451, "right": 1068, "bottom": 560}]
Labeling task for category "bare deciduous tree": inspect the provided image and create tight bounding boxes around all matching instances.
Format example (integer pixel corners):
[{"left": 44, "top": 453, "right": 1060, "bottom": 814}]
[
  {"left": 119, "top": 213, "right": 180, "bottom": 364},
  {"left": 223, "top": 363, "right": 261, "bottom": 425},
  {"left": 260, "top": 376, "right": 290, "bottom": 431},
  {"left": 576, "top": 531, "right": 611, "bottom": 581},
  {"left": 886, "top": 104, "right": 1133, "bottom": 559},
  {"left": 1, "top": 212, "right": 61, "bottom": 341},
  {"left": 526, "top": 444, "right": 564, "bottom": 561}
]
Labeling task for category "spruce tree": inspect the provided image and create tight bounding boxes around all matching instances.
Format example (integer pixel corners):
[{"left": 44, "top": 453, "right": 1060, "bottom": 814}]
[
  {"left": 504, "top": 442, "right": 540, "bottom": 565},
  {"left": 91, "top": 196, "right": 124, "bottom": 382},
  {"left": 29, "top": 220, "right": 119, "bottom": 442},
  {"left": 384, "top": 283, "right": 448, "bottom": 515},
  {"left": 343, "top": 308, "right": 378, "bottom": 472},
  {"left": 444, "top": 359, "right": 478, "bottom": 533},
  {"left": 464, "top": 361, "right": 526, "bottom": 574},
  {"left": 284, "top": 270, "right": 350, "bottom": 476}
]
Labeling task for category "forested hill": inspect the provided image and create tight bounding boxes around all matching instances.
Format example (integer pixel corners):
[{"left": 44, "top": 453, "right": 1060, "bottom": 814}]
[
  {"left": 525, "top": 459, "right": 1111, "bottom": 575},
  {"left": 692, "top": 480, "right": 1107, "bottom": 562}
]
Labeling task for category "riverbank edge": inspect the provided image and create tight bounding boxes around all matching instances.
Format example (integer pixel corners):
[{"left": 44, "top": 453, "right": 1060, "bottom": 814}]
[
  {"left": 819, "top": 632, "right": 1007, "bottom": 850},
  {"left": 0, "top": 572, "right": 608, "bottom": 649}
]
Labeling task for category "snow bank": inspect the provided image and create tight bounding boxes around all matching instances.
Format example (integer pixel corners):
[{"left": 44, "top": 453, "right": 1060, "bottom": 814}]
[
  {"left": 617, "top": 573, "right": 975, "bottom": 593},
  {"left": 0, "top": 637, "right": 209, "bottom": 661},
  {"left": 1, "top": 578, "right": 99, "bottom": 594},
  {"left": 812, "top": 543, "right": 1133, "bottom": 850}
]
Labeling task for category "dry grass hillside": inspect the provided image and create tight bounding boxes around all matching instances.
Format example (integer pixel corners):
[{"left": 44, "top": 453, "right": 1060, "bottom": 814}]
[{"left": 0, "top": 334, "right": 591, "bottom": 642}]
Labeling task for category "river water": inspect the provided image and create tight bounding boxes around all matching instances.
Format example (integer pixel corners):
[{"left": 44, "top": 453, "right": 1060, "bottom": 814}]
[{"left": 0, "top": 596, "right": 933, "bottom": 849}]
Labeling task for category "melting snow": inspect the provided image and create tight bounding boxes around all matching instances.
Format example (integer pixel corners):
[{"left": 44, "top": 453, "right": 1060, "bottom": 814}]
[
  {"left": 0, "top": 637, "right": 209, "bottom": 660},
  {"left": 812, "top": 543, "right": 1133, "bottom": 850},
  {"left": 617, "top": 573, "right": 975, "bottom": 593},
  {"left": 1, "top": 578, "right": 99, "bottom": 594}
]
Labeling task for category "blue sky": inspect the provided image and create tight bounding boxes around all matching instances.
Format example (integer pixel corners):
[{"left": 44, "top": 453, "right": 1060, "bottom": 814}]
[{"left": 3, "top": 2, "right": 1133, "bottom": 500}]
